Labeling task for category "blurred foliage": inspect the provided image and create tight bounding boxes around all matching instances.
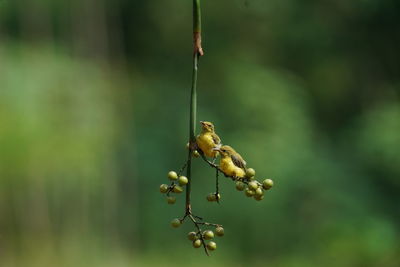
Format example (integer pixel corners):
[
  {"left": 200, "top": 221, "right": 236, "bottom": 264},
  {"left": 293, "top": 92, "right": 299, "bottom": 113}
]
[{"left": 0, "top": 0, "right": 399, "bottom": 266}]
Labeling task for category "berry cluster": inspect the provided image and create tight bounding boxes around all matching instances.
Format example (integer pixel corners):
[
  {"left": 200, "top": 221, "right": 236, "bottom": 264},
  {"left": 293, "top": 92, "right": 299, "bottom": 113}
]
[
  {"left": 233, "top": 168, "right": 274, "bottom": 201},
  {"left": 159, "top": 171, "right": 188, "bottom": 205},
  {"left": 160, "top": 144, "right": 274, "bottom": 255},
  {"left": 171, "top": 220, "right": 224, "bottom": 252}
]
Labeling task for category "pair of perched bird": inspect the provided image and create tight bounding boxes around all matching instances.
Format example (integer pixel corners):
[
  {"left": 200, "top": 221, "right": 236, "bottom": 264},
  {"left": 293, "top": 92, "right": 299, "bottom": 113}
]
[{"left": 196, "top": 121, "right": 247, "bottom": 178}]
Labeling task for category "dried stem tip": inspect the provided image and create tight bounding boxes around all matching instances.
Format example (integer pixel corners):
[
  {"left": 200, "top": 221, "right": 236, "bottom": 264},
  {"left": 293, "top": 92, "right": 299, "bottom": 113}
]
[{"left": 194, "top": 32, "right": 204, "bottom": 56}]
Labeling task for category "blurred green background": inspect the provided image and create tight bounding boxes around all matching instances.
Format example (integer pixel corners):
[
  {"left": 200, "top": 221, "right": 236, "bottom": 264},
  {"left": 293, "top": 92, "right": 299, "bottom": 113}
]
[{"left": 1, "top": 0, "right": 399, "bottom": 266}]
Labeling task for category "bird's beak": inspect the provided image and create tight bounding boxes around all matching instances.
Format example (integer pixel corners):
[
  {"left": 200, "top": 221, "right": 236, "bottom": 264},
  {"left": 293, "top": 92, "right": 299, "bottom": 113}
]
[{"left": 212, "top": 147, "right": 220, "bottom": 151}]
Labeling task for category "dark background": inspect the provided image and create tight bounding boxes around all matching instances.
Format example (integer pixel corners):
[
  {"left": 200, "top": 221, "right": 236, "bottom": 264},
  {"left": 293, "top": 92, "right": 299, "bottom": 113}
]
[{"left": 1, "top": 0, "right": 399, "bottom": 266}]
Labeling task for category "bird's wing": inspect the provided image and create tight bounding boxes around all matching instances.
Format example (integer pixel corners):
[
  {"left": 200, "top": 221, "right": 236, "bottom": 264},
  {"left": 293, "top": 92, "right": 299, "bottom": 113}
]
[
  {"left": 211, "top": 133, "right": 221, "bottom": 146},
  {"left": 231, "top": 154, "right": 247, "bottom": 169}
]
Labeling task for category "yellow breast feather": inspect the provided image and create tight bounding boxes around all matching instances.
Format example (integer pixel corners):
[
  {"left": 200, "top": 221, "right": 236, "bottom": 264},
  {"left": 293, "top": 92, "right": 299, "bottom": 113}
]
[{"left": 196, "top": 133, "right": 219, "bottom": 158}]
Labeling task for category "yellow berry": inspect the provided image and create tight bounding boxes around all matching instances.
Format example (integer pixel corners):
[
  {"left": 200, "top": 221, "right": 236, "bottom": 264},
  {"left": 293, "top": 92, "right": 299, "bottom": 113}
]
[
  {"left": 188, "top": 232, "right": 197, "bottom": 241},
  {"left": 167, "top": 196, "right": 176, "bottom": 204},
  {"left": 193, "top": 239, "right": 202, "bottom": 248},
  {"left": 178, "top": 176, "right": 188, "bottom": 186},
  {"left": 215, "top": 227, "right": 224, "bottom": 237},
  {"left": 254, "top": 194, "right": 264, "bottom": 201},
  {"left": 248, "top": 181, "right": 258, "bottom": 190},
  {"left": 262, "top": 179, "right": 274, "bottom": 190},
  {"left": 171, "top": 218, "right": 181, "bottom": 228},
  {"left": 246, "top": 168, "right": 256, "bottom": 178},
  {"left": 168, "top": 171, "right": 178, "bottom": 180},
  {"left": 255, "top": 187, "right": 264, "bottom": 196},
  {"left": 192, "top": 150, "right": 200, "bottom": 157},
  {"left": 173, "top": 185, "right": 183, "bottom": 193},
  {"left": 203, "top": 230, "right": 214, "bottom": 240},
  {"left": 207, "top": 241, "right": 217, "bottom": 251},
  {"left": 235, "top": 181, "right": 245, "bottom": 191},
  {"left": 159, "top": 184, "right": 169, "bottom": 193},
  {"left": 245, "top": 188, "right": 255, "bottom": 197},
  {"left": 207, "top": 193, "right": 216, "bottom": 202}
]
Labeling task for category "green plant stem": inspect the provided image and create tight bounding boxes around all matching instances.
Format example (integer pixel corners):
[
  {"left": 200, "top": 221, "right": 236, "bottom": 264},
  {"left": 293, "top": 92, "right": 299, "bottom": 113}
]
[
  {"left": 193, "top": 0, "right": 201, "bottom": 34},
  {"left": 186, "top": 0, "right": 202, "bottom": 215}
]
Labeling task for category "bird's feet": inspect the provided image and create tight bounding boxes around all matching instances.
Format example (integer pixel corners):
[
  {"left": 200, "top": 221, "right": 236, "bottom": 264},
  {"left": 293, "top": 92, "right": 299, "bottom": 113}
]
[{"left": 189, "top": 140, "right": 198, "bottom": 151}]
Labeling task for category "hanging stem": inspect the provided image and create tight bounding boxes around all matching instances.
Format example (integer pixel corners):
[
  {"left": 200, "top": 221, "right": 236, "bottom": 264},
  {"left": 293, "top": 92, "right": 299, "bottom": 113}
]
[
  {"left": 186, "top": 0, "right": 203, "bottom": 215},
  {"left": 181, "top": 0, "right": 221, "bottom": 256}
]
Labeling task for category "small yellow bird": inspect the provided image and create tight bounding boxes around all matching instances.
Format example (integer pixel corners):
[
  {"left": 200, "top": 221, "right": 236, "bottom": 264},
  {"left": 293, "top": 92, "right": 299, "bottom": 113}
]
[
  {"left": 216, "top": 145, "right": 247, "bottom": 178},
  {"left": 196, "top": 121, "right": 221, "bottom": 158}
]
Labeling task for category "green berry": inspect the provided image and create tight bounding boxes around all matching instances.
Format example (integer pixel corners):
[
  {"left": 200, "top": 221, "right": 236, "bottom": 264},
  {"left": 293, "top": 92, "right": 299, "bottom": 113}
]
[
  {"left": 245, "top": 188, "right": 255, "bottom": 197},
  {"left": 193, "top": 239, "right": 202, "bottom": 248},
  {"left": 167, "top": 196, "right": 176, "bottom": 204},
  {"left": 207, "top": 241, "right": 217, "bottom": 251},
  {"left": 207, "top": 193, "right": 216, "bottom": 202},
  {"left": 168, "top": 171, "right": 178, "bottom": 180},
  {"left": 173, "top": 185, "right": 183, "bottom": 193},
  {"left": 188, "top": 232, "right": 197, "bottom": 241},
  {"left": 248, "top": 181, "right": 258, "bottom": 190},
  {"left": 254, "top": 194, "right": 264, "bottom": 201},
  {"left": 178, "top": 176, "right": 188, "bottom": 186},
  {"left": 246, "top": 168, "right": 256, "bottom": 178},
  {"left": 171, "top": 218, "right": 181, "bottom": 228},
  {"left": 215, "top": 227, "right": 224, "bottom": 237},
  {"left": 235, "top": 181, "right": 245, "bottom": 191},
  {"left": 262, "top": 179, "right": 274, "bottom": 190},
  {"left": 159, "top": 184, "right": 169, "bottom": 193},
  {"left": 255, "top": 187, "right": 264, "bottom": 196},
  {"left": 203, "top": 230, "right": 214, "bottom": 240},
  {"left": 192, "top": 150, "right": 200, "bottom": 157}
]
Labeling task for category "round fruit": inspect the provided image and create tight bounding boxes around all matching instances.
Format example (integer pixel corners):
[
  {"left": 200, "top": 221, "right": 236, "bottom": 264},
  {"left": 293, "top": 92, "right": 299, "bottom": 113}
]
[
  {"left": 168, "top": 171, "right": 178, "bottom": 180},
  {"left": 235, "top": 181, "right": 245, "bottom": 191},
  {"left": 207, "top": 241, "right": 217, "bottom": 251},
  {"left": 203, "top": 230, "right": 214, "bottom": 240},
  {"left": 248, "top": 181, "right": 258, "bottom": 190},
  {"left": 188, "top": 232, "right": 197, "bottom": 241},
  {"left": 245, "top": 188, "right": 255, "bottom": 197},
  {"left": 178, "top": 176, "right": 188, "bottom": 186},
  {"left": 173, "top": 185, "right": 183, "bottom": 193},
  {"left": 254, "top": 194, "right": 264, "bottom": 201},
  {"left": 246, "top": 168, "right": 256, "bottom": 178},
  {"left": 215, "top": 227, "right": 224, "bottom": 237},
  {"left": 192, "top": 150, "right": 200, "bottom": 157},
  {"left": 167, "top": 196, "right": 176, "bottom": 204},
  {"left": 255, "top": 187, "right": 264, "bottom": 196},
  {"left": 159, "top": 184, "right": 169, "bottom": 193},
  {"left": 262, "top": 179, "right": 274, "bottom": 190},
  {"left": 171, "top": 218, "right": 181, "bottom": 228},
  {"left": 207, "top": 193, "right": 216, "bottom": 202},
  {"left": 193, "top": 239, "right": 202, "bottom": 248}
]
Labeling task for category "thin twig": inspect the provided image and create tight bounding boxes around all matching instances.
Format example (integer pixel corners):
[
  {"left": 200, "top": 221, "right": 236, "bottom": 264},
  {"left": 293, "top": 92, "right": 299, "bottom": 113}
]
[
  {"left": 215, "top": 168, "right": 220, "bottom": 203},
  {"left": 189, "top": 214, "right": 209, "bottom": 256},
  {"left": 178, "top": 160, "right": 189, "bottom": 176}
]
